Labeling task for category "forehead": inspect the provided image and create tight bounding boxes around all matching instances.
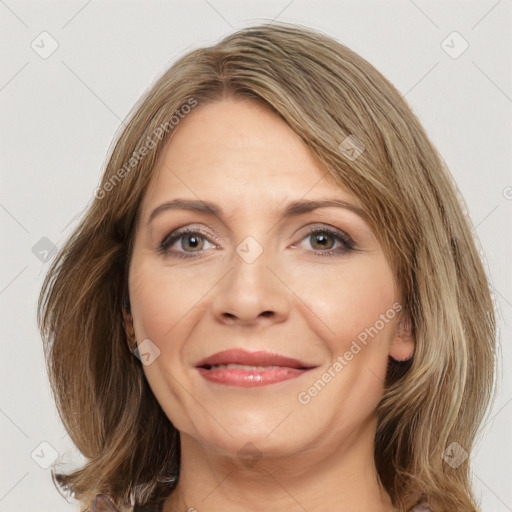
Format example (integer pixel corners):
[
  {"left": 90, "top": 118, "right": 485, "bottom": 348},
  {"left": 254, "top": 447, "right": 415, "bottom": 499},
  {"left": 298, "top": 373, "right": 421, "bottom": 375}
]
[{"left": 139, "top": 98, "right": 358, "bottom": 221}]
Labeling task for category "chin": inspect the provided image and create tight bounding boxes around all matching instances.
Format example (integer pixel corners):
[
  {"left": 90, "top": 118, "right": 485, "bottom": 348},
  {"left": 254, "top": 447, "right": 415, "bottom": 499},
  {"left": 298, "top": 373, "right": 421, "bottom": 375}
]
[{"left": 185, "top": 415, "right": 314, "bottom": 462}]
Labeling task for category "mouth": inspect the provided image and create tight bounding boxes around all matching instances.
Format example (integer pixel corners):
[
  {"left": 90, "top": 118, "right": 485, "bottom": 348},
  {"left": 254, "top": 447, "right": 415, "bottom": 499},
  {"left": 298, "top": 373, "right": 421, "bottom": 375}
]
[{"left": 195, "top": 348, "right": 317, "bottom": 387}]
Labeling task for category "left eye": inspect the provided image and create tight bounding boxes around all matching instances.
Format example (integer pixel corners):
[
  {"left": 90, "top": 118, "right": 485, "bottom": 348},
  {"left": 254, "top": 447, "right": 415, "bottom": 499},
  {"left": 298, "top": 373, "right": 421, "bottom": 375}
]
[{"left": 295, "top": 228, "right": 354, "bottom": 255}]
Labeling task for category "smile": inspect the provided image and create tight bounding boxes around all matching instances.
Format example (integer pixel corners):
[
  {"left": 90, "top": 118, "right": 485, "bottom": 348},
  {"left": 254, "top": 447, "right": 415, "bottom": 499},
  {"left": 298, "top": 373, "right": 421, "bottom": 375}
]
[{"left": 195, "top": 349, "right": 318, "bottom": 387}]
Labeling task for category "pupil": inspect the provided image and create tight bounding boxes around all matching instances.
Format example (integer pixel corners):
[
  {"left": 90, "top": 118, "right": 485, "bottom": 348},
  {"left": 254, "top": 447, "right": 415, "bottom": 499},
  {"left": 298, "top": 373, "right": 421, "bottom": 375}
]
[
  {"left": 313, "top": 233, "right": 332, "bottom": 249},
  {"left": 185, "top": 235, "right": 201, "bottom": 250}
]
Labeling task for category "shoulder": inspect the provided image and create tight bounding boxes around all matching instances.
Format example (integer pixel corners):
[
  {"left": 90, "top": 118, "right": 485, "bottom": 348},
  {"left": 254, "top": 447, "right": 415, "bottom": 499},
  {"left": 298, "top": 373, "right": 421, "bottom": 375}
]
[{"left": 88, "top": 494, "right": 124, "bottom": 512}]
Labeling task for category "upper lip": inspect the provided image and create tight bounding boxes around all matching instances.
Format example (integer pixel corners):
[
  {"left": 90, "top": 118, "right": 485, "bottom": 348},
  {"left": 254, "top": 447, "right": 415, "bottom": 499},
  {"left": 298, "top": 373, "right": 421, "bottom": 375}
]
[{"left": 196, "top": 349, "right": 317, "bottom": 369}]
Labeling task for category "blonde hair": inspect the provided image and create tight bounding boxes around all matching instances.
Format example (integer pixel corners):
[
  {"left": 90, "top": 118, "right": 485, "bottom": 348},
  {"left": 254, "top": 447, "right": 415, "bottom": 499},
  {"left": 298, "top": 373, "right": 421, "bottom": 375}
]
[{"left": 38, "top": 22, "right": 497, "bottom": 511}]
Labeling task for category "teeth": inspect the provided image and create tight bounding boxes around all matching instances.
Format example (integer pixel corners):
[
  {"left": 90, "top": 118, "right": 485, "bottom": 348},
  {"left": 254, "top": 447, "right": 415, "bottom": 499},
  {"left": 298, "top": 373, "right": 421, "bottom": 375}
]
[{"left": 209, "top": 364, "right": 279, "bottom": 370}]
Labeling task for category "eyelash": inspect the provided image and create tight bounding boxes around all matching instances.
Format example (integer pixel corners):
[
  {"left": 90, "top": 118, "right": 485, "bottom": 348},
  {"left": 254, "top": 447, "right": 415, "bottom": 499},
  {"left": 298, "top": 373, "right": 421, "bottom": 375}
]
[{"left": 158, "top": 225, "right": 357, "bottom": 260}]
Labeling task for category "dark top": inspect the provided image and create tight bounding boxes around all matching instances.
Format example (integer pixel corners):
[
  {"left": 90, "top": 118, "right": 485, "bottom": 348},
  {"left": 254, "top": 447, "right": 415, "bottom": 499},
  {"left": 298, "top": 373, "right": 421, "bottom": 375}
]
[{"left": 88, "top": 493, "right": 433, "bottom": 511}]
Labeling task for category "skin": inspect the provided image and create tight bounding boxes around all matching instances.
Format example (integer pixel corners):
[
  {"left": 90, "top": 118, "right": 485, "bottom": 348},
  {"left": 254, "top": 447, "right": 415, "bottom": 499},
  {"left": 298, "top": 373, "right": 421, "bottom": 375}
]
[{"left": 123, "top": 97, "right": 415, "bottom": 512}]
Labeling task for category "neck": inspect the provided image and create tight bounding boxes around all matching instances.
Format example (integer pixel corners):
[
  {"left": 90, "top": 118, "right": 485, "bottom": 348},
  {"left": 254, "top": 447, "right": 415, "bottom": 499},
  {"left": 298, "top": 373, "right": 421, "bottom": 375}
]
[{"left": 162, "top": 415, "right": 395, "bottom": 512}]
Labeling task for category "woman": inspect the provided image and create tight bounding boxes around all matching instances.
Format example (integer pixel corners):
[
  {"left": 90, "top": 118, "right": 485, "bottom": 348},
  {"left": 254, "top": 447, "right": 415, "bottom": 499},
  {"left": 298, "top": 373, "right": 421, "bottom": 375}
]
[{"left": 38, "top": 22, "right": 497, "bottom": 512}]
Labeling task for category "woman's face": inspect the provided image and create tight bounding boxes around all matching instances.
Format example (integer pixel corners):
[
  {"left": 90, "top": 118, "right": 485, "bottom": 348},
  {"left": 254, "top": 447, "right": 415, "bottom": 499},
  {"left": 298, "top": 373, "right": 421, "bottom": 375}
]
[{"left": 126, "top": 97, "right": 413, "bottom": 460}]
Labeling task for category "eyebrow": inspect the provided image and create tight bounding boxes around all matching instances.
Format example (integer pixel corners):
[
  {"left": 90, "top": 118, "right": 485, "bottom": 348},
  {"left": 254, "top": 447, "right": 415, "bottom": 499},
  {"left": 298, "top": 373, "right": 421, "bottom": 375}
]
[{"left": 148, "top": 198, "right": 369, "bottom": 225}]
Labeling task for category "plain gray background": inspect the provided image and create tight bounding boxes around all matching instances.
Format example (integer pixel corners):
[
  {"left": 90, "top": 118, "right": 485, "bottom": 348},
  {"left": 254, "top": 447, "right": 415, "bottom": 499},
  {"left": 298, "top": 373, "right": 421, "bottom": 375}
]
[{"left": 1, "top": 1, "right": 511, "bottom": 511}]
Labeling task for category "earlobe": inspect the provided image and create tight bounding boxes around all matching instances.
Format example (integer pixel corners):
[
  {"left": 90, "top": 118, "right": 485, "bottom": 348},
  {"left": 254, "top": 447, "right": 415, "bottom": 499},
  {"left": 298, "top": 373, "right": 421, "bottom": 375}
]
[{"left": 389, "top": 317, "right": 415, "bottom": 362}]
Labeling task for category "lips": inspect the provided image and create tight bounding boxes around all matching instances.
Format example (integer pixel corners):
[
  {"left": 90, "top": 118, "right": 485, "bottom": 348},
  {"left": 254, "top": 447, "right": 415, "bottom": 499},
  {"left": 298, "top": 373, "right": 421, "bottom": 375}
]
[
  {"left": 195, "top": 348, "right": 317, "bottom": 387},
  {"left": 196, "top": 348, "right": 315, "bottom": 370}
]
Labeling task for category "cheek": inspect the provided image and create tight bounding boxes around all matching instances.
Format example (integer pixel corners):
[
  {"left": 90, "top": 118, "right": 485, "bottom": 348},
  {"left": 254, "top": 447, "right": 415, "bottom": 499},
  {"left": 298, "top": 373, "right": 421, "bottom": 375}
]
[
  {"left": 292, "top": 256, "right": 397, "bottom": 357},
  {"left": 293, "top": 259, "right": 398, "bottom": 421},
  {"left": 128, "top": 256, "right": 217, "bottom": 345},
  {"left": 129, "top": 261, "right": 171, "bottom": 340}
]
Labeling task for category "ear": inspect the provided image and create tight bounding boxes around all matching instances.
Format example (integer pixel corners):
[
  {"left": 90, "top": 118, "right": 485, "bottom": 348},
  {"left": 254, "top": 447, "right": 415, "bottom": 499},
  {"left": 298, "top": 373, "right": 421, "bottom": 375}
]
[
  {"left": 389, "top": 316, "right": 415, "bottom": 362},
  {"left": 122, "top": 306, "right": 136, "bottom": 350}
]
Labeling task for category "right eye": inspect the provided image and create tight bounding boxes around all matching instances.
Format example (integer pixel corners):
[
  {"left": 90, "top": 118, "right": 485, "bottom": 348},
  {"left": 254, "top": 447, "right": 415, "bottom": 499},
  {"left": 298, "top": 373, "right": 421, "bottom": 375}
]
[{"left": 159, "top": 227, "right": 218, "bottom": 259}]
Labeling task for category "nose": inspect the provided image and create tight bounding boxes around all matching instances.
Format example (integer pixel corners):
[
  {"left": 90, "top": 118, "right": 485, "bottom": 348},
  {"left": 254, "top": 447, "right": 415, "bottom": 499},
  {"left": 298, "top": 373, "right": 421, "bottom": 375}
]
[{"left": 211, "top": 243, "right": 291, "bottom": 326}]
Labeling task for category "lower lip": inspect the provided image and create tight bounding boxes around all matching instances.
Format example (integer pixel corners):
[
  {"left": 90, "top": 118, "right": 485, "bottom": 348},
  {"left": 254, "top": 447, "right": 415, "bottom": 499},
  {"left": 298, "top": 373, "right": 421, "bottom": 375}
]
[{"left": 196, "top": 367, "right": 313, "bottom": 387}]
